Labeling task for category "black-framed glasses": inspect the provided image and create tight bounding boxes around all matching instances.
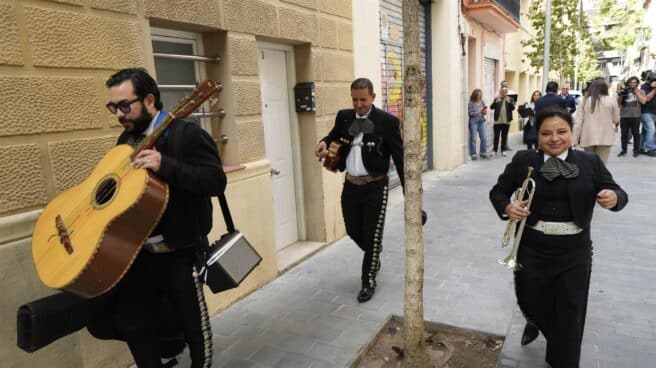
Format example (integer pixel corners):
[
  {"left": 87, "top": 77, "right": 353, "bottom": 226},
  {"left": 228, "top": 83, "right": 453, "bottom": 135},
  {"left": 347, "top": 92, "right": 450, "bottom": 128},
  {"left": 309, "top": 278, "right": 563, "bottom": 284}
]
[{"left": 106, "top": 97, "right": 142, "bottom": 114}]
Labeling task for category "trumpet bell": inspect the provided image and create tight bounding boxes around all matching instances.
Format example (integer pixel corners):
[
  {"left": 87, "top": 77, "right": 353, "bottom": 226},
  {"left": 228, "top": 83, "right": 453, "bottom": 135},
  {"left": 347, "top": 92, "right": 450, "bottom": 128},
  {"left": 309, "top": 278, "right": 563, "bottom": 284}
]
[{"left": 498, "top": 256, "right": 523, "bottom": 271}]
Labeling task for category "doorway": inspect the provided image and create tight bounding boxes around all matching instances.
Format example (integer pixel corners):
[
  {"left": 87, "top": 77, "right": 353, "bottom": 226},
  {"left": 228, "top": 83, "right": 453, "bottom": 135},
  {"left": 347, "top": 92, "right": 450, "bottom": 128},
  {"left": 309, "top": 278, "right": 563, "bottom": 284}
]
[{"left": 257, "top": 45, "right": 303, "bottom": 251}]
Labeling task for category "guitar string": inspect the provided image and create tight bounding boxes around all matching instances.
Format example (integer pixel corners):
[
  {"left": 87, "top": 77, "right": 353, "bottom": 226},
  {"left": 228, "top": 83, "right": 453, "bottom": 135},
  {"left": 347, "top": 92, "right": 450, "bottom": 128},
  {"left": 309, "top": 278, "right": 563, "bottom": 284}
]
[{"left": 59, "top": 118, "right": 169, "bottom": 229}]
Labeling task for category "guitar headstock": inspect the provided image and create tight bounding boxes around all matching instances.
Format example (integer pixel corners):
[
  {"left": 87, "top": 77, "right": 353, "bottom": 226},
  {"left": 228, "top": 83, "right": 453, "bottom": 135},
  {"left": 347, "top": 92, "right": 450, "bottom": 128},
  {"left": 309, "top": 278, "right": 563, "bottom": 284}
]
[{"left": 171, "top": 80, "right": 221, "bottom": 119}]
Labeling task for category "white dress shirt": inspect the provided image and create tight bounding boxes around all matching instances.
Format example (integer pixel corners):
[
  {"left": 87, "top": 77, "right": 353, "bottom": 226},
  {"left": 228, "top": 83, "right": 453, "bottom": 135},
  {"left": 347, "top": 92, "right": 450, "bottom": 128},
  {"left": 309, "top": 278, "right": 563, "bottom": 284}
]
[{"left": 346, "top": 110, "right": 371, "bottom": 176}]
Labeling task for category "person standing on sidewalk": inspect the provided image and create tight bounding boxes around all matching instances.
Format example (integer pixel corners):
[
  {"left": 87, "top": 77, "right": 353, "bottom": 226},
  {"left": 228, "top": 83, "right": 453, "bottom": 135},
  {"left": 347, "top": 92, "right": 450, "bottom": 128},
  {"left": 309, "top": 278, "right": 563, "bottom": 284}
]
[
  {"left": 616, "top": 77, "right": 642, "bottom": 157},
  {"left": 560, "top": 83, "right": 577, "bottom": 115},
  {"left": 490, "top": 86, "right": 515, "bottom": 157},
  {"left": 522, "top": 90, "right": 542, "bottom": 151},
  {"left": 468, "top": 88, "right": 489, "bottom": 160},
  {"left": 573, "top": 79, "right": 620, "bottom": 164},
  {"left": 490, "top": 107, "right": 628, "bottom": 368},
  {"left": 636, "top": 72, "right": 656, "bottom": 156},
  {"left": 314, "top": 78, "right": 404, "bottom": 303}
]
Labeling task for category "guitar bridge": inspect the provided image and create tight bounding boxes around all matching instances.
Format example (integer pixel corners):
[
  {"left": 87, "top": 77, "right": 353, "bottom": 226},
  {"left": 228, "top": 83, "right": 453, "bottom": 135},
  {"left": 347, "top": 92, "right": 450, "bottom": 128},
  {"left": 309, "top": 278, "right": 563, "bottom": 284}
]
[{"left": 55, "top": 215, "right": 74, "bottom": 254}]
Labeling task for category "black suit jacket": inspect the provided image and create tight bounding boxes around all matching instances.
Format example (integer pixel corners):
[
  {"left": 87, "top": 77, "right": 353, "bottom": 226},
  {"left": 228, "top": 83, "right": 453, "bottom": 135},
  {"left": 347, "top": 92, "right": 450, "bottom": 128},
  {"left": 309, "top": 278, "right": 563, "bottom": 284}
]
[
  {"left": 117, "top": 118, "right": 227, "bottom": 249},
  {"left": 534, "top": 93, "right": 567, "bottom": 115},
  {"left": 489, "top": 149, "right": 628, "bottom": 230},
  {"left": 563, "top": 94, "right": 577, "bottom": 114},
  {"left": 490, "top": 97, "right": 516, "bottom": 123},
  {"left": 322, "top": 105, "right": 404, "bottom": 187}
]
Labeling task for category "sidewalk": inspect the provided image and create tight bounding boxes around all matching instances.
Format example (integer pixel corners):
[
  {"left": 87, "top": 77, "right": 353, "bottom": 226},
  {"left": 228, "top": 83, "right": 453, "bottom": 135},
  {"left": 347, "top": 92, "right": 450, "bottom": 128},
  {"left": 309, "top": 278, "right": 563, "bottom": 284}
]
[{"left": 185, "top": 134, "right": 656, "bottom": 368}]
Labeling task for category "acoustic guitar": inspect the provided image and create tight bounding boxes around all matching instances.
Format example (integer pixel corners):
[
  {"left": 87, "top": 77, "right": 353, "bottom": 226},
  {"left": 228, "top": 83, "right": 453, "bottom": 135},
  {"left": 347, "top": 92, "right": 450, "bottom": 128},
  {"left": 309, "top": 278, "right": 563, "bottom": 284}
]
[
  {"left": 31, "top": 80, "right": 221, "bottom": 298},
  {"left": 321, "top": 140, "right": 349, "bottom": 172}
]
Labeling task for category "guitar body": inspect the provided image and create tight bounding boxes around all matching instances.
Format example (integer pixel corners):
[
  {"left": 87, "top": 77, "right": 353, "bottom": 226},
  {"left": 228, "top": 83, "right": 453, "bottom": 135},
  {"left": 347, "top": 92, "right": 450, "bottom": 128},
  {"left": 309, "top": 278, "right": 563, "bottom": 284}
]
[
  {"left": 32, "top": 144, "right": 169, "bottom": 298},
  {"left": 322, "top": 141, "right": 348, "bottom": 172}
]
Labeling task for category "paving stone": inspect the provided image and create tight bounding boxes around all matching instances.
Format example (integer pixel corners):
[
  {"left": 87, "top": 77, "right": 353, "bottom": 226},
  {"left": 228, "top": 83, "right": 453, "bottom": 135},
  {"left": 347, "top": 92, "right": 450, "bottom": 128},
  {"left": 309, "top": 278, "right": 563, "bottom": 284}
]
[
  {"left": 272, "top": 352, "right": 314, "bottom": 368},
  {"left": 250, "top": 345, "right": 287, "bottom": 366}
]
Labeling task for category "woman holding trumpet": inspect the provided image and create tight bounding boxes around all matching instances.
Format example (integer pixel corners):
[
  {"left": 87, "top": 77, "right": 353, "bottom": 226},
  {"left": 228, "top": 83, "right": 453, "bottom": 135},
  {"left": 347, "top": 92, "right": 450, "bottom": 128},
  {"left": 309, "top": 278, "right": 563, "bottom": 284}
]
[{"left": 489, "top": 107, "right": 628, "bottom": 368}]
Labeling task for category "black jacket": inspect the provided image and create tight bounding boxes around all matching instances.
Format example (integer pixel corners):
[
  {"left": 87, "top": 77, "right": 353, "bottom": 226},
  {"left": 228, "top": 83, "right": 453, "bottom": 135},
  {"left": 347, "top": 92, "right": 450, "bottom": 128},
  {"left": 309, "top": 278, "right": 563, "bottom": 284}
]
[
  {"left": 322, "top": 106, "right": 404, "bottom": 187},
  {"left": 117, "top": 118, "right": 226, "bottom": 249},
  {"left": 489, "top": 149, "right": 628, "bottom": 230},
  {"left": 490, "top": 97, "right": 516, "bottom": 123},
  {"left": 563, "top": 94, "right": 577, "bottom": 114},
  {"left": 534, "top": 93, "right": 567, "bottom": 115}
]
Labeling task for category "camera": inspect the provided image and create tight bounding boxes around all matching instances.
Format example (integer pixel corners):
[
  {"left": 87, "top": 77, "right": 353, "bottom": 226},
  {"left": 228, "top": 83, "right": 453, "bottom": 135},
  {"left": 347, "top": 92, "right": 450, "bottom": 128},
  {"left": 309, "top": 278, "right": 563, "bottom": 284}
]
[{"left": 641, "top": 70, "right": 656, "bottom": 85}]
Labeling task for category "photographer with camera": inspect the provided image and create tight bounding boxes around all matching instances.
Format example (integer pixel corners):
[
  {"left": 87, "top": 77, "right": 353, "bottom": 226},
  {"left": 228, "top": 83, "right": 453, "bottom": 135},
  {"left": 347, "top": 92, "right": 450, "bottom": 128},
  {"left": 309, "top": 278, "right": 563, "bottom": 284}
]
[
  {"left": 616, "top": 77, "right": 642, "bottom": 157},
  {"left": 637, "top": 70, "right": 656, "bottom": 156}
]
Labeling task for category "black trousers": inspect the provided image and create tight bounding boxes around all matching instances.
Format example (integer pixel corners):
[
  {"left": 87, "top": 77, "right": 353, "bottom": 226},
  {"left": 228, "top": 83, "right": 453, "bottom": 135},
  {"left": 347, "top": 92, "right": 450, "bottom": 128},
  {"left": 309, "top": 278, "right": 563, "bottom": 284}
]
[
  {"left": 620, "top": 117, "right": 641, "bottom": 153},
  {"left": 341, "top": 177, "right": 389, "bottom": 289},
  {"left": 113, "top": 247, "right": 212, "bottom": 368},
  {"left": 493, "top": 124, "right": 510, "bottom": 152},
  {"left": 514, "top": 228, "right": 592, "bottom": 368}
]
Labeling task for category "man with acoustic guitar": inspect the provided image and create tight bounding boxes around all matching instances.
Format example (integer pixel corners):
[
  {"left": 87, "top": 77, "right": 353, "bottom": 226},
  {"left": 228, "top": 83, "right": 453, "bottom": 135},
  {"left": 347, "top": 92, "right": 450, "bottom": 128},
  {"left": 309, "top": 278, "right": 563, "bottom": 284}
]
[
  {"left": 106, "top": 68, "right": 226, "bottom": 367},
  {"left": 315, "top": 78, "right": 405, "bottom": 303}
]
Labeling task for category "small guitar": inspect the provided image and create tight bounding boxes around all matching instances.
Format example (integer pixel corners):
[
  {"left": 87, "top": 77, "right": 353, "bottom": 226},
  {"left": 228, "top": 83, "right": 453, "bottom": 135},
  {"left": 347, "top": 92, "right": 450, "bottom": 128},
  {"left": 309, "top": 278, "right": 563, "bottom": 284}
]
[
  {"left": 31, "top": 80, "right": 221, "bottom": 298},
  {"left": 321, "top": 140, "right": 349, "bottom": 172}
]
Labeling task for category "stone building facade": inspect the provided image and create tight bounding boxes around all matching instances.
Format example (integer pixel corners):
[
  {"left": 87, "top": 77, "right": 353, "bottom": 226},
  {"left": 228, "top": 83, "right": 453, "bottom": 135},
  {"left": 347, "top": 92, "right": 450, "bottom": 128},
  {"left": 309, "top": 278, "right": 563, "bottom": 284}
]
[{"left": 0, "top": 0, "right": 353, "bottom": 367}]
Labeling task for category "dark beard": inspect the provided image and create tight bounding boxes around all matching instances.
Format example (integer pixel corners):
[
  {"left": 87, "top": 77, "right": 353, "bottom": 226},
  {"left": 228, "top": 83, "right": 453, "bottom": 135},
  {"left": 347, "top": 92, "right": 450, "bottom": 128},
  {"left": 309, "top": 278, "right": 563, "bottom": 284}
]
[{"left": 120, "top": 107, "right": 153, "bottom": 134}]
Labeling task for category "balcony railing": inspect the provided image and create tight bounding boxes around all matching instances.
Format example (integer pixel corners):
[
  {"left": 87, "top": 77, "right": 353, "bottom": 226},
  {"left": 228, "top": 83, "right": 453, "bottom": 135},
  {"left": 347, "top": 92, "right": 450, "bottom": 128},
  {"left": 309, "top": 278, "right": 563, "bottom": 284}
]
[
  {"left": 464, "top": 0, "right": 521, "bottom": 34},
  {"left": 493, "top": 0, "right": 520, "bottom": 22}
]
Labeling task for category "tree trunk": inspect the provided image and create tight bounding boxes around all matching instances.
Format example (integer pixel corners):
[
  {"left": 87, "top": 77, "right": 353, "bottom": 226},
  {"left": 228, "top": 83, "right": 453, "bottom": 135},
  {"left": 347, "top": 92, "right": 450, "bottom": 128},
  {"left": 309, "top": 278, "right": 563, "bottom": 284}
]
[{"left": 401, "top": 1, "right": 428, "bottom": 367}]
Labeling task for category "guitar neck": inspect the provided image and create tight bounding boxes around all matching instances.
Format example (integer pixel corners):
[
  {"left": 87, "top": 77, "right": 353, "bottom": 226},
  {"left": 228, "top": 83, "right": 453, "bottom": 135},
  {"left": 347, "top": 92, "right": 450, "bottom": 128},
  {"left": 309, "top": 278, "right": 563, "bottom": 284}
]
[{"left": 130, "top": 112, "right": 174, "bottom": 160}]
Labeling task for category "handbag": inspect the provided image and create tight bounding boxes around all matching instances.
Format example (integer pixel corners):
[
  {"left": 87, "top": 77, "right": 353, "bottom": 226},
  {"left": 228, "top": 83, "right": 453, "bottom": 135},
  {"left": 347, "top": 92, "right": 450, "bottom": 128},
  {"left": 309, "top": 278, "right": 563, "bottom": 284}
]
[{"left": 200, "top": 194, "right": 262, "bottom": 294}]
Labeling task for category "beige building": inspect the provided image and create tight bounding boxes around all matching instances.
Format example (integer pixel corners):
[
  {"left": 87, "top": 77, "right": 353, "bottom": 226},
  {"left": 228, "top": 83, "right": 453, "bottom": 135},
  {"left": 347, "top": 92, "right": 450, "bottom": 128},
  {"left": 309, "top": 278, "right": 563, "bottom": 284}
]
[
  {"left": 0, "top": 0, "right": 354, "bottom": 367},
  {"left": 458, "top": 0, "right": 542, "bottom": 161}
]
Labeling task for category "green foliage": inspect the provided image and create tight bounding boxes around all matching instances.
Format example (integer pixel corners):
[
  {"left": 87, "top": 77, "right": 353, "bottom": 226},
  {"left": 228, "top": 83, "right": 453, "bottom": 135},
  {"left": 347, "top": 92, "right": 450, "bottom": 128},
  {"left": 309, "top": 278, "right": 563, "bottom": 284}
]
[
  {"left": 521, "top": 0, "right": 598, "bottom": 82},
  {"left": 591, "top": 0, "right": 645, "bottom": 53}
]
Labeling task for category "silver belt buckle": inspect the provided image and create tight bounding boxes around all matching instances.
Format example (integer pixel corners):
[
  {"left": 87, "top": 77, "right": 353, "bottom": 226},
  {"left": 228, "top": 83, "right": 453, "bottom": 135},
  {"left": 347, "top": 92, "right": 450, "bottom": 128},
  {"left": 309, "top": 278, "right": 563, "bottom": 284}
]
[{"left": 543, "top": 222, "right": 560, "bottom": 235}]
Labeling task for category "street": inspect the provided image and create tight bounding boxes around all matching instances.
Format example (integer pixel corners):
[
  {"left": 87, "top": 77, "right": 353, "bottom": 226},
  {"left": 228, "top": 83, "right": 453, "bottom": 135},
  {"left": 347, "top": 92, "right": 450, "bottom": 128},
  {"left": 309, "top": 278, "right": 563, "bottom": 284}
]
[{"left": 185, "top": 133, "right": 656, "bottom": 368}]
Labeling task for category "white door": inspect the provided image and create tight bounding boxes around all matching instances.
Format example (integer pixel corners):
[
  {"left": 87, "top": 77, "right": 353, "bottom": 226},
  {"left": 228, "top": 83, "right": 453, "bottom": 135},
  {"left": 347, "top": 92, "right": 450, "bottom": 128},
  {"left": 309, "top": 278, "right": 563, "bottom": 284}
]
[
  {"left": 258, "top": 48, "right": 299, "bottom": 250},
  {"left": 483, "top": 57, "right": 498, "bottom": 153}
]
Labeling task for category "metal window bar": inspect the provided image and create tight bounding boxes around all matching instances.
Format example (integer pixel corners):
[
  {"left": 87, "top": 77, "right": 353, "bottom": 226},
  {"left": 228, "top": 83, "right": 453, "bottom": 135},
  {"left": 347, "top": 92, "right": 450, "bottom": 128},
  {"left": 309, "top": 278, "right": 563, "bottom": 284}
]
[
  {"left": 190, "top": 108, "right": 225, "bottom": 119},
  {"left": 158, "top": 82, "right": 223, "bottom": 91},
  {"left": 153, "top": 52, "right": 220, "bottom": 63}
]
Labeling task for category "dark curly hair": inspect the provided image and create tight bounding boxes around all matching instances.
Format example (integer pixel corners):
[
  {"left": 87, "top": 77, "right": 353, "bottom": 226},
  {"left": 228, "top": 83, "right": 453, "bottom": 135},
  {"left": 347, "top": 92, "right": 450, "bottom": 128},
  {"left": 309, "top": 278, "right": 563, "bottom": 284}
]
[{"left": 105, "top": 68, "right": 163, "bottom": 110}]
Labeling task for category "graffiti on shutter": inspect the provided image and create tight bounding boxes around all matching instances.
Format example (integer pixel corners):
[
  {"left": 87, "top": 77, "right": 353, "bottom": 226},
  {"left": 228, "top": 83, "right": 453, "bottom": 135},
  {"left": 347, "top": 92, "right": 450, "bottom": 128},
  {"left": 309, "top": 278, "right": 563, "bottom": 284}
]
[{"left": 379, "top": 0, "right": 429, "bottom": 182}]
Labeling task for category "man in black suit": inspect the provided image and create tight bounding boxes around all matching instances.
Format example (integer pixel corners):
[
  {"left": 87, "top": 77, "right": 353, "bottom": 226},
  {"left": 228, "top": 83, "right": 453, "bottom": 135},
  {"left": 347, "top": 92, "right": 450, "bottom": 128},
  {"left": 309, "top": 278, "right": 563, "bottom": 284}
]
[
  {"left": 314, "top": 78, "right": 404, "bottom": 303},
  {"left": 107, "top": 68, "right": 226, "bottom": 367},
  {"left": 560, "top": 84, "right": 577, "bottom": 114},
  {"left": 535, "top": 81, "right": 567, "bottom": 114},
  {"left": 490, "top": 108, "right": 627, "bottom": 368},
  {"left": 18, "top": 69, "right": 225, "bottom": 367}
]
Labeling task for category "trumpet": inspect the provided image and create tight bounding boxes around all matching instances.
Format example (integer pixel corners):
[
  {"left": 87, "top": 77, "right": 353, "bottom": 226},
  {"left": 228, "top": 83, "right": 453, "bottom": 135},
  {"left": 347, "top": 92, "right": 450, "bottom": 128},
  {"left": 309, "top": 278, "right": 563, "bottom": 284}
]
[{"left": 499, "top": 167, "right": 536, "bottom": 271}]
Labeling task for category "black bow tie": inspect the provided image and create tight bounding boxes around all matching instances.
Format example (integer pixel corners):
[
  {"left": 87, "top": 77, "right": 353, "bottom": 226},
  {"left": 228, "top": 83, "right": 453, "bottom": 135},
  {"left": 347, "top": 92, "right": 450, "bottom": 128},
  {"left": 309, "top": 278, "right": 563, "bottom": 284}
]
[
  {"left": 540, "top": 156, "right": 579, "bottom": 181},
  {"left": 349, "top": 117, "right": 374, "bottom": 136}
]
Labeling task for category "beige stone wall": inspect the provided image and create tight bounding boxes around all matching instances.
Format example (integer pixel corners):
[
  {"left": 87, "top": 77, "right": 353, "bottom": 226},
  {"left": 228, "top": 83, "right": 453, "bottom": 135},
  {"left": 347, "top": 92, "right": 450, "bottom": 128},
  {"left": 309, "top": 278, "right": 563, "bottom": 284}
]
[{"left": 0, "top": 0, "right": 353, "bottom": 367}]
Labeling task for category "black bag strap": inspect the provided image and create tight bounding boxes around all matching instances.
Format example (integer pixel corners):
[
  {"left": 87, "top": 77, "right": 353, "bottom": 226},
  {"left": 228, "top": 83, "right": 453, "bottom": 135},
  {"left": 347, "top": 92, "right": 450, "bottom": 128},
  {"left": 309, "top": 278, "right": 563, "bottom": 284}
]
[{"left": 217, "top": 194, "right": 235, "bottom": 233}]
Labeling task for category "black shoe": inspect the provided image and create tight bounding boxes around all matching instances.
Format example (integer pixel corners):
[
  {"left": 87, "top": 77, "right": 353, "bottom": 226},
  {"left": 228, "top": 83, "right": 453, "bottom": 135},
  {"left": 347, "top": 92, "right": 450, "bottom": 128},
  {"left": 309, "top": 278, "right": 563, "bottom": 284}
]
[
  {"left": 634, "top": 151, "right": 640, "bottom": 157},
  {"left": 617, "top": 151, "right": 626, "bottom": 157},
  {"left": 357, "top": 287, "right": 376, "bottom": 303},
  {"left": 521, "top": 322, "right": 539, "bottom": 346},
  {"left": 648, "top": 151, "right": 656, "bottom": 157}
]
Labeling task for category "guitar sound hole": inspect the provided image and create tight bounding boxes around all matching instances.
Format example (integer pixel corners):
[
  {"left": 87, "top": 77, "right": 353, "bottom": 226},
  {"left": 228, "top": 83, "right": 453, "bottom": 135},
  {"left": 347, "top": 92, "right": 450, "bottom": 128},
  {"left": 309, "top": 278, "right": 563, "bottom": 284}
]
[{"left": 95, "top": 178, "right": 117, "bottom": 206}]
